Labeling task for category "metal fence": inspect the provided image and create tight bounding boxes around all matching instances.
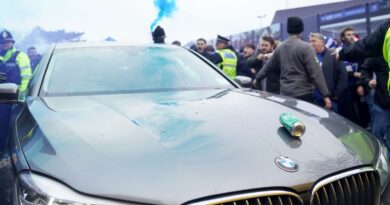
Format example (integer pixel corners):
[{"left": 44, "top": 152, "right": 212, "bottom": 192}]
[
  {"left": 201, "top": 0, "right": 389, "bottom": 51},
  {"left": 320, "top": 18, "right": 368, "bottom": 40},
  {"left": 319, "top": 0, "right": 390, "bottom": 42}
]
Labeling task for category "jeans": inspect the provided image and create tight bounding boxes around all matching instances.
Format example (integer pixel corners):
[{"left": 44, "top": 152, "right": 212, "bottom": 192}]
[
  {"left": 365, "top": 89, "right": 375, "bottom": 128},
  {"left": 371, "top": 103, "right": 390, "bottom": 152}
]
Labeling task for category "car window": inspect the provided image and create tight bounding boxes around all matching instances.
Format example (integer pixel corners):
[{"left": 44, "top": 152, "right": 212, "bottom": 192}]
[
  {"left": 42, "top": 46, "right": 233, "bottom": 96},
  {"left": 27, "top": 50, "right": 49, "bottom": 97}
]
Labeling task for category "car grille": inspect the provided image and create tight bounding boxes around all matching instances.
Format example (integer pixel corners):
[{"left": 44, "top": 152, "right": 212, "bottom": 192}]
[
  {"left": 310, "top": 167, "right": 380, "bottom": 205},
  {"left": 188, "top": 191, "right": 304, "bottom": 205},
  {"left": 188, "top": 167, "right": 380, "bottom": 205},
  {"left": 213, "top": 195, "right": 304, "bottom": 205}
]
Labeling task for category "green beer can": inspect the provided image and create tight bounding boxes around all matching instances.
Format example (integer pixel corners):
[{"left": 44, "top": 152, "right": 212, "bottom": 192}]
[{"left": 279, "top": 113, "right": 306, "bottom": 137}]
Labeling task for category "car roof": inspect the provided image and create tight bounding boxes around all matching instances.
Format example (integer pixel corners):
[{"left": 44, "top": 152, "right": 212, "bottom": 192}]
[{"left": 54, "top": 42, "right": 184, "bottom": 50}]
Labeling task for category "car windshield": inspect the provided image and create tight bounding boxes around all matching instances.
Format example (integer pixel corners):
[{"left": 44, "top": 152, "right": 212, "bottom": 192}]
[{"left": 42, "top": 45, "right": 234, "bottom": 96}]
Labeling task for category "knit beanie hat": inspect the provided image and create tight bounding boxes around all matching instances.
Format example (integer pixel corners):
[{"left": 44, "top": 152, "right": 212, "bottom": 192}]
[
  {"left": 287, "top": 16, "right": 304, "bottom": 34},
  {"left": 152, "top": 26, "right": 166, "bottom": 44}
]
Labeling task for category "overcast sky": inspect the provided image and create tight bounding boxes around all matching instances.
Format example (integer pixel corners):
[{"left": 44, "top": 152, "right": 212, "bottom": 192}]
[{"left": 1, "top": 0, "right": 347, "bottom": 44}]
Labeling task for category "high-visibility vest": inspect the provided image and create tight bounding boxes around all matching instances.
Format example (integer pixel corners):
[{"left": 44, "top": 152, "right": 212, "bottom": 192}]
[
  {"left": 216, "top": 49, "right": 237, "bottom": 79},
  {"left": 384, "top": 28, "right": 390, "bottom": 94},
  {"left": 0, "top": 47, "right": 31, "bottom": 93},
  {"left": 0, "top": 51, "right": 21, "bottom": 84}
]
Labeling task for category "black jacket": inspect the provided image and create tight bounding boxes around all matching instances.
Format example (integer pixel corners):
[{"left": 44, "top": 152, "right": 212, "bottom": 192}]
[
  {"left": 360, "top": 57, "right": 390, "bottom": 109},
  {"left": 320, "top": 48, "right": 348, "bottom": 99},
  {"left": 247, "top": 52, "right": 280, "bottom": 93},
  {"left": 256, "top": 36, "right": 329, "bottom": 98},
  {"left": 339, "top": 19, "right": 390, "bottom": 62},
  {"left": 246, "top": 52, "right": 264, "bottom": 74},
  {"left": 238, "top": 54, "right": 252, "bottom": 77}
]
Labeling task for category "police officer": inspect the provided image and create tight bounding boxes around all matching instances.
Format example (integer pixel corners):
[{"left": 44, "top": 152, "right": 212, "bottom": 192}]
[
  {"left": 0, "top": 30, "right": 32, "bottom": 149},
  {"left": 209, "top": 35, "right": 238, "bottom": 79},
  {"left": 152, "top": 26, "right": 166, "bottom": 44}
]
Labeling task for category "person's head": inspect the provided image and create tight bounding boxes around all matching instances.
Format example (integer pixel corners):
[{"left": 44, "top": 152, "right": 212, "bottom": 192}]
[
  {"left": 196, "top": 38, "right": 207, "bottom": 52},
  {"left": 27, "top": 47, "right": 39, "bottom": 59},
  {"left": 309, "top": 33, "right": 326, "bottom": 53},
  {"left": 216, "top": 35, "right": 229, "bottom": 50},
  {"left": 260, "top": 36, "right": 275, "bottom": 54},
  {"left": 0, "top": 30, "right": 15, "bottom": 51},
  {"left": 287, "top": 16, "right": 304, "bottom": 35},
  {"left": 172, "top": 40, "right": 181, "bottom": 46},
  {"left": 242, "top": 44, "right": 255, "bottom": 58},
  {"left": 340, "top": 27, "right": 355, "bottom": 44},
  {"left": 152, "top": 26, "right": 166, "bottom": 44}
]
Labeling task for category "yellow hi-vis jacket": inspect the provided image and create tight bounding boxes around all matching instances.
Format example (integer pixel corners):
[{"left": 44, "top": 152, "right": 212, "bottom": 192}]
[
  {"left": 0, "top": 47, "right": 32, "bottom": 93},
  {"left": 216, "top": 49, "right": 237, "bottom": 79}
]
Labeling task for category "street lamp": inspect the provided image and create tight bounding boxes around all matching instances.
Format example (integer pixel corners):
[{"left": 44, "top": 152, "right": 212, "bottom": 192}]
[{"left": 257, "top": 14, "right": 267, "bottom": 29}]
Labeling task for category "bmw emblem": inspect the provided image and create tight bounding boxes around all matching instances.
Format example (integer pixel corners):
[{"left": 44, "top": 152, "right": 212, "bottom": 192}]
[{"left": 275, "top": 156, "right": 299, "bottom": 172}]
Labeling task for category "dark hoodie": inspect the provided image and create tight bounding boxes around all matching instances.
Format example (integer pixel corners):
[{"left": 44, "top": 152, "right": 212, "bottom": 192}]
[{"left": 360, "top": 57, "right": 390, "bottom": 109}]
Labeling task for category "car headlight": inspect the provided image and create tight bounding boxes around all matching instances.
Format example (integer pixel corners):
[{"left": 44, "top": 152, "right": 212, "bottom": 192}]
[
  {"left": 15, "top": 172, "right": 132, "bottom": 205},
  {"left": 375, "top": 142, "right": 390, "bottom": 193}
]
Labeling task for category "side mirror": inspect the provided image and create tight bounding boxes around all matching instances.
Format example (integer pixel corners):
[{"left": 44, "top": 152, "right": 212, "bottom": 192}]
[
  {"left": 234, "top": 76, "right": 252, "bottom": 88},
  {"left": 0, "top": 83, "right": 19, "bottom": 104}
]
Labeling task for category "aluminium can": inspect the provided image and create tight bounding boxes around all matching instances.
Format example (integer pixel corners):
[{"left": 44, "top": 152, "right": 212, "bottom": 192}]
[{"left": 279, "top": 113, "right": 306, "bottom": 137}]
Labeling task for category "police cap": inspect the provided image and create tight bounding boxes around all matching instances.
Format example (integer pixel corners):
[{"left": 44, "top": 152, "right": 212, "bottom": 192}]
[
  {"left": 0, "top": 30, "right": 15, "bottom": 43},
  {"left": 216, "top": 35, "right": 230, "bottom": 44}
]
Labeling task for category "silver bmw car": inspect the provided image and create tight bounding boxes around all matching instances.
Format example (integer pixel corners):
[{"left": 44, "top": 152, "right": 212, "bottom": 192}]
[{"left": 0, "top": 43, "right": 389, "bottom": 205}]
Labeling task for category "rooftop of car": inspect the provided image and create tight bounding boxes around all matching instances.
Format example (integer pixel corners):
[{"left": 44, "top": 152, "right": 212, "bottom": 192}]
[{"left": 54, "top": 42, "right": 184, "bottom": 49}]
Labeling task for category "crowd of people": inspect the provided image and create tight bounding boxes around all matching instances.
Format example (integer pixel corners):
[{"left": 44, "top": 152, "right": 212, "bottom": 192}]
[
  {"left": 170, "top": 17, "right": 390, "bottom": 155},
  {"left": 183, "top": 19, "right": 363, "bottom": 121}
]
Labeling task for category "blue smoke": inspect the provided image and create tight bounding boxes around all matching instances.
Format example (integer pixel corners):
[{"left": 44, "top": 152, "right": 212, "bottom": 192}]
[{"left": 150, "top": 0, "right": 177, "bottom": 31}]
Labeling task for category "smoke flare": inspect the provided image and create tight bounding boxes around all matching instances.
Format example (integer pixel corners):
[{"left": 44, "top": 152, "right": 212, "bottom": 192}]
[{"left": 150, "top": 0, "right": 177, "bottom": 31}]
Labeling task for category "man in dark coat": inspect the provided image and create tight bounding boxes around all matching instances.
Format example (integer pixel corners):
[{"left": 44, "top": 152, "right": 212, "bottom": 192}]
[
  {"left": 248, "top": 36, "right": 279, "bottom": 93},
  {"left": 255, "top": 16, "right": 331, "bottom": 109},
  {"left": 240, "top": 44, "right": 257, "bottom": 78},
  {"left": 309, "top": 32, "right": 348, "bottom": 113},
  {"left": 359, "top": 57, "right": 390, "bottom": 155},
  {"left": 337, "top": 27, "right": 367, "bottom": 127}
]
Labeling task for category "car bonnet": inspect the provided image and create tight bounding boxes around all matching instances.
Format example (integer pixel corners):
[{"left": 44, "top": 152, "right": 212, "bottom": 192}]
[{"left": 20, "top": 89, "right": 378, "bottom": 204}]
